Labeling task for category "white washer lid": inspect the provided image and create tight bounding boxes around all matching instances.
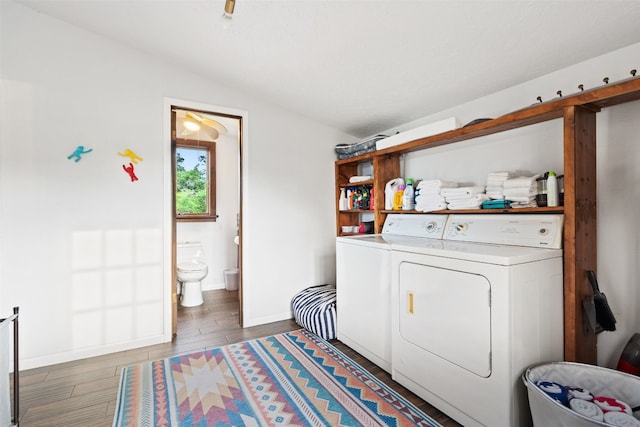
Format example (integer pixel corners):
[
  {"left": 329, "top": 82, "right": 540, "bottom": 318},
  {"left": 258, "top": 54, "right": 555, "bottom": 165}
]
[{"left": 177, "top": 261, "right": 207, "bottom": 272}]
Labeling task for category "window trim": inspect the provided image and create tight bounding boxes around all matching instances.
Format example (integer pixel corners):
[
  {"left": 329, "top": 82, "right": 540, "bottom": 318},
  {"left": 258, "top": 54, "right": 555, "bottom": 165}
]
[{"left": 175, "top": 138, "right": 217, "bottom": 222}]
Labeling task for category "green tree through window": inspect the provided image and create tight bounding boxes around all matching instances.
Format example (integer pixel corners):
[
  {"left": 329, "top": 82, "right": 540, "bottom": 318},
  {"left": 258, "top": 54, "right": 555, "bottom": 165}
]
[{"left": 175, "top": 141, "right": 216, "bottom": 221}]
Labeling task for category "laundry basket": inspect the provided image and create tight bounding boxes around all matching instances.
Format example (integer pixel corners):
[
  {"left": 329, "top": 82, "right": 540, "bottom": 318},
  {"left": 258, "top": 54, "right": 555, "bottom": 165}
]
[{"left": 523, "top": 361, "right": 640, "bottom": 426}]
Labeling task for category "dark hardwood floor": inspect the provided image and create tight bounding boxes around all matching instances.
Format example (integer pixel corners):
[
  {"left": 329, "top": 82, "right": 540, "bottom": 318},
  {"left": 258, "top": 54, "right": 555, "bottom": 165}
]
[{"left": 15, "top": 289, "right": 460, "bottom": 426}]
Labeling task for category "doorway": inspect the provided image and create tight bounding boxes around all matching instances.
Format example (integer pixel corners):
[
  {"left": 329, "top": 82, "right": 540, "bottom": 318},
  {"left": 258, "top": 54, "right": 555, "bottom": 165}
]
[{"left": 163, "top": 98, "right": 245, "bottom": 338}]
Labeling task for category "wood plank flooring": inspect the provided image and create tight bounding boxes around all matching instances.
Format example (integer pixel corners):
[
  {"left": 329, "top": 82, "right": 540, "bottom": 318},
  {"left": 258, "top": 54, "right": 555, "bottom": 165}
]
[{"left": 15, "top": 289, "right": 460, "bottom": 426}]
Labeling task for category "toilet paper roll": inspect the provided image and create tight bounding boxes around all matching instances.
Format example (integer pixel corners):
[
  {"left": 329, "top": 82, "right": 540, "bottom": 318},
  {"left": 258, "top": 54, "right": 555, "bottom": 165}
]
[
  {"left": 603, "top": 411, "right": 640, "bottom": 427},
  {"left": 569, "top": 398, "right": 604, "bottom": 421}
]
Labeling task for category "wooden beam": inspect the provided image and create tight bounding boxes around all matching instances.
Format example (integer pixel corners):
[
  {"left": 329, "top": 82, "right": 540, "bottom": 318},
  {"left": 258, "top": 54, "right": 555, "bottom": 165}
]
[{"left": 563, "top": 105, "right": 598, "bottom": 363}]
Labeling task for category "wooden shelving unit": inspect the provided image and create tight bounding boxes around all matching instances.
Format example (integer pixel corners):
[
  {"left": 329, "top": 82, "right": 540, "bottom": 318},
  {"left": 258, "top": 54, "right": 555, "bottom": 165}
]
[{"left": 335, "top": 76, "right": 640, "bottom": 364}]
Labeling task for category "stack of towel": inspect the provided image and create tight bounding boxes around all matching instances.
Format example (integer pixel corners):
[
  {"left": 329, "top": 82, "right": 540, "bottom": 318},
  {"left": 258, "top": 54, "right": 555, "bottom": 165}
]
[
  {"left": 441, "top": 186, "right": 489, "bottom": 210},
  {"left": 414, "top": 179, "right": 457, "bottom": 212},
  {"left": 485, "top": 171, "right": 515, "bottom": 199},
  {"left": 503, "top": 175, "right": 539, "bottom": 208}
]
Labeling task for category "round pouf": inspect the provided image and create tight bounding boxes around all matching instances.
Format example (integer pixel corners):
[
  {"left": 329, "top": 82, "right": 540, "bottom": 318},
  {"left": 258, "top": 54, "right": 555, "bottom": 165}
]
[{"left": 291, "top": 284, "right": 337, "bottom": 340}]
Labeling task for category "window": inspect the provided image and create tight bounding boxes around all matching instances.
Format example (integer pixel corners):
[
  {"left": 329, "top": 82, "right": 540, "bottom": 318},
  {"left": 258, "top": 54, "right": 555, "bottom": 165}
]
[{"left": 175, "top": 140, "right": 216, "bottom": 221}]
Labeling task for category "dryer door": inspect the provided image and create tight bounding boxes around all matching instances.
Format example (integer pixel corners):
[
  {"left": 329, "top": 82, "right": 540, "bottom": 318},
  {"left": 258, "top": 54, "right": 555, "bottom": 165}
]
[{"left": 398, "top": 261, "right": 491, "bottom": 377}]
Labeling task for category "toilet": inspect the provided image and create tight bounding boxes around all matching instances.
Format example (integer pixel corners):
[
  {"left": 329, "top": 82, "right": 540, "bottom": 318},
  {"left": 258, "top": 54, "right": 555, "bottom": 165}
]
[{"left": 177, "top": 242, "right": 208, "bottom": 307}]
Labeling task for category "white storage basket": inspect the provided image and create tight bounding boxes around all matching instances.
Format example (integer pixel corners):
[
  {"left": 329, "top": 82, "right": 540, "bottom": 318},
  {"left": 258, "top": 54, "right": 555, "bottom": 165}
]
[{"left": 523, "top": 361, "right": 640, "bottom": 426}]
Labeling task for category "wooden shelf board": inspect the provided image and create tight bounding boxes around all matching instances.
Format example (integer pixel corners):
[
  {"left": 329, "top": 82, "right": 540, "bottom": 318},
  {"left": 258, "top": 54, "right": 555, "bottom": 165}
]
[{"left": 380, "top": 207, "right": 564, "bottom": 214}]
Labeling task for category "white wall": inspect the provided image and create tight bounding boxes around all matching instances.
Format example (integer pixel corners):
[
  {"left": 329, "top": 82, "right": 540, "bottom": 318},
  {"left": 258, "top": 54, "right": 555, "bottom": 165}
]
[
  {"left": 0, "top": 1, "right": 349, "bottom": 369},
  {"left": 378, "top": 42, "right": 640, "bottom": 367}
]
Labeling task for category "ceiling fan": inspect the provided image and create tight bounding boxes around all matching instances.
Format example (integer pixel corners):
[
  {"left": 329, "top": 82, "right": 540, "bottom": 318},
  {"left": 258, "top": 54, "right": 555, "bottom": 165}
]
[{"left": 176, "top": 110, "right": 228, "bottom": 140}]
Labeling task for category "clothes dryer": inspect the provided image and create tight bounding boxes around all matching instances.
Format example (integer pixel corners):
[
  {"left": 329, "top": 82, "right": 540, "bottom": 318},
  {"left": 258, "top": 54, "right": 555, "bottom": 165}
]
[{"left": 390, "top": 214, "right": 564, "bottom": 427}]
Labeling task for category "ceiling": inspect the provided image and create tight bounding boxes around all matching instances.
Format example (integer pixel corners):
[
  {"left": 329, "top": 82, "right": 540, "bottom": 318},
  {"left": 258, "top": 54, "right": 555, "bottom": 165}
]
[{"left": 16, "top": 0, "right": 640, "bottom": 138}]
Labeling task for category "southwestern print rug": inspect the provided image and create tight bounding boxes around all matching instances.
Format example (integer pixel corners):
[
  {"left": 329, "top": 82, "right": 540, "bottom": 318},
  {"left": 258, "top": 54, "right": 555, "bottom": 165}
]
[{"left": 113, "top": 329, "right": 442, "bottom": 427}]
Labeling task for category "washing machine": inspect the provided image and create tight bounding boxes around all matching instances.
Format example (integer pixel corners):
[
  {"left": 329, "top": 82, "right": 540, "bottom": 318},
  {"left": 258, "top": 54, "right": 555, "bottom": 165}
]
[
  {"left": 390, "top": 214, "right": 564, "bottom": 427},
  {"left": 336, "top": 214, "right": 448, "bottom": 372}
]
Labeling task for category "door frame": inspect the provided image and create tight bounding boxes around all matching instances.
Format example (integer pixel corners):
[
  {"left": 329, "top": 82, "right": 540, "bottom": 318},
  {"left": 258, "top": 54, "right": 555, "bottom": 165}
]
[{"left": 163, "top": 97, "right": 247, "bottom": 338}]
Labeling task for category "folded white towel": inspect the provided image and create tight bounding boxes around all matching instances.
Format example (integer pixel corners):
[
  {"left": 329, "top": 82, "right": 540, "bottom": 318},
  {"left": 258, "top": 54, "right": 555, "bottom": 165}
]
[
  {"left": 503, "top": 186, "right": 537, "bottom": 198},
  {"left": 415, "top": 194, "right": 445, "bottom": 204},
  {"left": 486, "top": 179, "right": 507, "bottom": 187},
  {"left": 485, "top": 185, "right": 504, "bottom": 192},
  {"left": 415, "top": 202, "right": 448, "bottom": 212},
  {"left": 416, "top": 180, "right": 458, "bottom": 190},
  {"left": 416, "top": 187, "right": 445, "bottom": 196},
  {"left": 503, "top": 175, "right": 540, "bottom": 188},
  {"left": 349, "top": 175, "right": 373, "bottom": 183},
  {"left": 487, "top": 171, "right": 515, "bottom": 178},
  {"left": 447, "top": 194, "right": 489, "bottom": 210},
  {"left": 441, "top": 186, "right": 485, "bottom": 200}
]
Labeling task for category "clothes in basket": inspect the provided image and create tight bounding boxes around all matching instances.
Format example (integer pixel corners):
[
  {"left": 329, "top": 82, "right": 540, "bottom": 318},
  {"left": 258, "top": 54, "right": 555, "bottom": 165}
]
[{"left": 291, "top": 284, "right": 337, "bottom": 340}]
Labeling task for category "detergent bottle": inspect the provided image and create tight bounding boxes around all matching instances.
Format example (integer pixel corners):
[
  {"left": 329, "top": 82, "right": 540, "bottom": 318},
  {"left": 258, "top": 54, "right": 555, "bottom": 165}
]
[
  {"left": 402, "top": 179, "right": 415, "bottom": 210},
  {"left": 547, "top": 171, "right": 559, "bottom": 207},
  {"left": 385, "top": 178, "right": 404, "bottom": 210},
  {"left": 339, "top": 188, "right": 347, "bottom": 210},
  {"left": 393, "top": 184, "right": 405, "bottom": 210}
]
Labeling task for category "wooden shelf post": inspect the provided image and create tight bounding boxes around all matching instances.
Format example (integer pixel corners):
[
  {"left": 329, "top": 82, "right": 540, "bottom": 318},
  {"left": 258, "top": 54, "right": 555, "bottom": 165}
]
[{"left": 563, "top": 105, "right": 598, "bottom": 363}]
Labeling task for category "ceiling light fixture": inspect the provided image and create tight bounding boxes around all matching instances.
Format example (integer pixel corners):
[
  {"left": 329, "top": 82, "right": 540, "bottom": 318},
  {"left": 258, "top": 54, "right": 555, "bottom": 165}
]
[
  {"left": 183, "top": 118, "right": 200, "bottom": 132},
  {"left": 223, "top": 0, "right": 236, "bottom": 19}
]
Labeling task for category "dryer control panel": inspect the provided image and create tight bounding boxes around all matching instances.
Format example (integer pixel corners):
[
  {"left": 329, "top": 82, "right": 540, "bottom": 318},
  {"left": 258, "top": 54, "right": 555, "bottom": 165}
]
[
  {"left": 444, "top": 214, "right": 563, "bottom": 249},
  {"left": 382, "top": 214, "right": 448, "bottom": 239}
]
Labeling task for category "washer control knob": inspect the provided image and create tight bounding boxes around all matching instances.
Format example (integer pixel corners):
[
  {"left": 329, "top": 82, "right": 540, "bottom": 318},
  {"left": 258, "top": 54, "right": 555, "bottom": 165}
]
[
  {"left": 454, "top": 223, "right": 467, "bottom": 234},
  {"left": 425, "top": 221, "right": 438, "bottom": 233}
]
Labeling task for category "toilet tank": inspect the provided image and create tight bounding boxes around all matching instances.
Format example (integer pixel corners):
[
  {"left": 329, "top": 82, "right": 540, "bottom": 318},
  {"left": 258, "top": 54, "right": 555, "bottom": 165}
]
[{"left": 177, "top": 242, "right": 205, "bottom": 263}]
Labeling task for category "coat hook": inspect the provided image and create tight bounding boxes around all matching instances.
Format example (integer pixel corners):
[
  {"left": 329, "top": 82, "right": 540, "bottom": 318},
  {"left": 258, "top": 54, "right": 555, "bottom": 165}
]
[
  {"left": 557, "top": 90, "right": 563, "bottom": 97},
  {"left": 631, "top": 69, "right": 637, "bottom": 77},
  {"left": 536, "top": 96, "right": 543, "bottom": 103},
  {"left": 603, "top": 77, "right": 609, "bottom": 84},
  {"left": 578, "top": 84, "right": 584, "bottom": 91}
]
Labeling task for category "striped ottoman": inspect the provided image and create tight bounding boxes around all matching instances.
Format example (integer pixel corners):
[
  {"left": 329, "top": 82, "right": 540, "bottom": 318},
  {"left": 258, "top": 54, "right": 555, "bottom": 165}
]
[{"left": 291, "top": 284, "right": 337, "bottom": 340}]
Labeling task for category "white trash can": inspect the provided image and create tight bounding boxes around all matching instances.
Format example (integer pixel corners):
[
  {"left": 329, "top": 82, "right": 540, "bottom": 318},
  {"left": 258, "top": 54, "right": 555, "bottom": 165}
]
[
  {"left": 223, "top": 268, "right": 239, "bottom": 291},
  {"left": 523, "top": 361, "right": 640, "bottom": 426}
]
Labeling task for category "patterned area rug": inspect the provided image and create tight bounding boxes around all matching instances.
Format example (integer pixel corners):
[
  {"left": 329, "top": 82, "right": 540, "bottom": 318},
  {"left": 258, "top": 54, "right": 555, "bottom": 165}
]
[{"left": 113, "top": 329, "right": 442, "bottom": 426}]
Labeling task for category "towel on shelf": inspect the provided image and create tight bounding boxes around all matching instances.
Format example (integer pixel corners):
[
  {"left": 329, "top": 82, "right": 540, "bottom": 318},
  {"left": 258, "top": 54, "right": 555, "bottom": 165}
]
[
  {"left": 485, "top": 185, "right": 505, "bottom": 200},
  {"left": 415, "top": 194, "right": 445, "bottom": 204},
  {"left": 487, "top": 171, "right": 514, "bottom": 179},
  {"left": 416, "top": 179, "right": 458, "bottom": 190},
  {"left": 415, "top": 180, "right": 458, "bottom": 195},
  {"left": 503, "top": 175, "right": 540, "bottom": 188},
  {"left": 348, "top": 175, "right": 373, "bottom": 183},
  {"left": 486, "top": 171, "right": 515, "bottom": 186},
  {"left": 503, "top": 185, "right": 537, "bottom": 198},
  {"left": 447, "top": 194, "right": 490, "bottom": 210},
  {"left": 415, "top": 202, "right": 448, "bottom": 212},
  {"left": 441, "top": 186, "right": 485, "bottom": 200}
]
